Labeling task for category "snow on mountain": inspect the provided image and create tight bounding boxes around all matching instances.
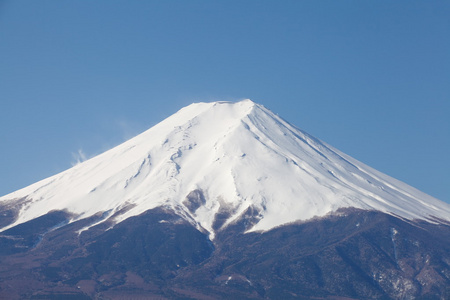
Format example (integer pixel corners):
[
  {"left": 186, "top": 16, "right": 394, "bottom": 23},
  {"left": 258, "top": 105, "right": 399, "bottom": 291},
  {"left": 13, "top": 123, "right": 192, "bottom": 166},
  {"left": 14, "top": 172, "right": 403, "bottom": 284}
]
[{"left": 1, "top": 100, "right": 449, "bottom": 236}]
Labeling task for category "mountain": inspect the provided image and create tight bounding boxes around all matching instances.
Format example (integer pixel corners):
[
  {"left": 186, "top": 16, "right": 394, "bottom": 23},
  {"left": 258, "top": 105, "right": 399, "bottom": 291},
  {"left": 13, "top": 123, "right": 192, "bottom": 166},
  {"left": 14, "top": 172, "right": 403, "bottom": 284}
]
[
  {"left": 1, "top": 100, "right": 449, "bottom": 299},
  {"left": 2, "top": 100, "right": 449, "bottom": 234}
]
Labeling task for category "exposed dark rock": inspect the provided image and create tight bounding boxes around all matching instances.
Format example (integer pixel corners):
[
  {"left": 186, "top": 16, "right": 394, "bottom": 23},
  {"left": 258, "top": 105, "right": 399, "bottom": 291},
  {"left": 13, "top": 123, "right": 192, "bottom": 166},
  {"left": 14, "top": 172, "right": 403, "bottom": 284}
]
[
  {"left": 183, "top": 189, "right": 206, "bottom": 214},
  {"left": 0, "top": 210, "right": 71, "bottom": 255},
  {"left": 212, "top": 199, "right": 236, "bottom": 231},
  {"left": 216, "top": 204, "right": 262, "bottom": 234},
  {"left": 0, "top": 197, "right": 29, "bottom": 228}
]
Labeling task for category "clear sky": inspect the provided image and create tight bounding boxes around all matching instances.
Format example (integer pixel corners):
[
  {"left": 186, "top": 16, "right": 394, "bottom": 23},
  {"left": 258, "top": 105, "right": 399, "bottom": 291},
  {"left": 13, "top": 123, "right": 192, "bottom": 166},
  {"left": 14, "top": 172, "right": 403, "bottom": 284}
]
[{"left": 1, "top": 1, "right": 449, "bottom": 203}]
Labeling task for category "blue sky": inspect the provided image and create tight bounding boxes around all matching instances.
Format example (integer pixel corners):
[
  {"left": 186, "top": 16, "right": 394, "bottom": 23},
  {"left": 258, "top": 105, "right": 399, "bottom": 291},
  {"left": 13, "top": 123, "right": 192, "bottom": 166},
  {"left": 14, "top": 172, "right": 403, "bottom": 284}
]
[{"left": 1, "top": 1, "right": 449, "bottom": 203}]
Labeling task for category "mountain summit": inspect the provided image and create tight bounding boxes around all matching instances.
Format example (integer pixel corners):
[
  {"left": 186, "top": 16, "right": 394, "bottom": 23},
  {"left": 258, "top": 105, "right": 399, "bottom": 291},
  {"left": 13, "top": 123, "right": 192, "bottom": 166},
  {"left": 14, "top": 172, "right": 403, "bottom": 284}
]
[
  {"left": 1, "top": 100, "right": 450, "bottom": 299},
  {"left": 1, "top": 100, "right": 449, "bottom": 236}
]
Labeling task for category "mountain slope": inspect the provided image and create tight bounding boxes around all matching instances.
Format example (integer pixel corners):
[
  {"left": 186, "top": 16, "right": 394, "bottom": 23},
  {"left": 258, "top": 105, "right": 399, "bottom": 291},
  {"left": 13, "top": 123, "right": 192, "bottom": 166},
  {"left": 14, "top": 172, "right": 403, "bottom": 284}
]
[
  {"left": 1, "top": 100, "right": 450, "bottom": 299},
  {"left": 1, "top": 100, "right": 449, "bottom": 237},
  {"left": 0, "top": 207, "right": 449, "bottom": 299}
]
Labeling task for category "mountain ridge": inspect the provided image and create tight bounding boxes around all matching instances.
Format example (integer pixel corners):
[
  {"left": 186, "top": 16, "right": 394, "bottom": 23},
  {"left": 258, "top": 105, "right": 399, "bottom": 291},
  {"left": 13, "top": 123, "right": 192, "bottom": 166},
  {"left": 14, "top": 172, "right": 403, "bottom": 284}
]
[
  {"left": 1, "top": 99, "right": 450, "bottom": 299},
  {"left": 1, "top": 100, "right": 449, "bottom": 237}
]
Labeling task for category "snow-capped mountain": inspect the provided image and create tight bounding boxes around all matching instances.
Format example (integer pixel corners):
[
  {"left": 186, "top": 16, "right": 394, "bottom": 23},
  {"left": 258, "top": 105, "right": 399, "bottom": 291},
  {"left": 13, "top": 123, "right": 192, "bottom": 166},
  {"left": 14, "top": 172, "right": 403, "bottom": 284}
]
[
  {"left": 1, "top": 99, "right": 449, "bottom": 237},
  {"left": 2, "top": 100, "right": 450, "bottom": 299}
]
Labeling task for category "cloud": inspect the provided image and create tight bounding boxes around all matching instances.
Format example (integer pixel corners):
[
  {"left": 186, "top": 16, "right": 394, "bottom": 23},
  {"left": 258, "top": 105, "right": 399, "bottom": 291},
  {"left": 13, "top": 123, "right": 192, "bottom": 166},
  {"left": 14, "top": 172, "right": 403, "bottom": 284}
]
[
  {"left": 71, "top": 149, "right": 87, "bottom": 166},
  {"left": 113, "top": 117, "right": 148, "bottom": 142}
]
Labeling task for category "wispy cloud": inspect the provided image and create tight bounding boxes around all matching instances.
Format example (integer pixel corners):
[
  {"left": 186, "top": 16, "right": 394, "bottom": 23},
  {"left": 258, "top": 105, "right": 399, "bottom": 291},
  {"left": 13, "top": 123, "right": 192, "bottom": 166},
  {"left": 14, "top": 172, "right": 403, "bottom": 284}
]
[
  {"left": 116, "top": 119, "right": 139, "bottom": 141},
  {"left": 71, "top": 149, "right": 87, "bottom": 166}
]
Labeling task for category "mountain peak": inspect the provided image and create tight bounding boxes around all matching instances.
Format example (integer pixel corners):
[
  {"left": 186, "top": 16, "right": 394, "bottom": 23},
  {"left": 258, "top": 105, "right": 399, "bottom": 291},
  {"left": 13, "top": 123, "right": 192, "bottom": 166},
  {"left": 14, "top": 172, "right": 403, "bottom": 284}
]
[{"left": 1, "top": 100, "right": 449, "bottom": 236}]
